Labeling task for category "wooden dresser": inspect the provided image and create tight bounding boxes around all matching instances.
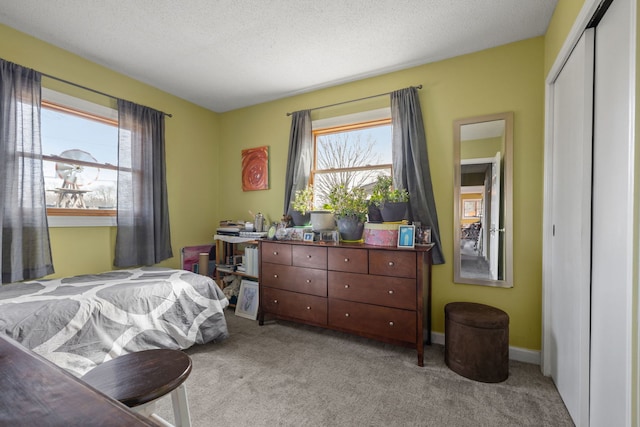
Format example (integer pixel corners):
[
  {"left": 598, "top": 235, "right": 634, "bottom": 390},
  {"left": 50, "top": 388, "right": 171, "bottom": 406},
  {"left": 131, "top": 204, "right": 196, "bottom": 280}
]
[{"left": 258, "top": 240, "right": 433, "bottom": 366}]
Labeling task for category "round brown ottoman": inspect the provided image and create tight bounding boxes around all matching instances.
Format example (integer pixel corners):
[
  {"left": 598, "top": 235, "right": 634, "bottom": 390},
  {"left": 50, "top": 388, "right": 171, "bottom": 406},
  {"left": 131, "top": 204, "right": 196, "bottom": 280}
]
[{"left": 445, "top": 302, "right": 509, "bottom": 383}]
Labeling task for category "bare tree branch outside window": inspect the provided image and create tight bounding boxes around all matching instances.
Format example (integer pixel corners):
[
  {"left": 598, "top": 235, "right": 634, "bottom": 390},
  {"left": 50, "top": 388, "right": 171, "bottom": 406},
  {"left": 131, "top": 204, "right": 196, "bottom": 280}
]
[{"left": 312, "top": 124, "right": 392, "bottom": 208}]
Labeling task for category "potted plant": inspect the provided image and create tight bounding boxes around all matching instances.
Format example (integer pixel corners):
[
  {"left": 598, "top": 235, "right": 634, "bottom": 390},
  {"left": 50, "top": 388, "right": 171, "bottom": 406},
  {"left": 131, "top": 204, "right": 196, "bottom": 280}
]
[
  {"left": 289, "top": 185, "right": 314, "bottom": 226},
  {"left": 327, "top": 184, "right": 368, "bottom": 241},
  {"left": 369, "top": 175, "right": 409, "bottom": 222}
]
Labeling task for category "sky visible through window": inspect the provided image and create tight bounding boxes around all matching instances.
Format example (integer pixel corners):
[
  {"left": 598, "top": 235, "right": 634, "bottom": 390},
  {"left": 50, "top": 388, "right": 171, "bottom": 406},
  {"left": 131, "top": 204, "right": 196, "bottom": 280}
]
[
  {"left": 41, "top": 107, "right": 118, "bottom": 209},
  {"left": 316, "top": 125, "right": 392, "bottom": 168},
  {"left": 313, "top": 123, "right": 392, "bottom": 207}
]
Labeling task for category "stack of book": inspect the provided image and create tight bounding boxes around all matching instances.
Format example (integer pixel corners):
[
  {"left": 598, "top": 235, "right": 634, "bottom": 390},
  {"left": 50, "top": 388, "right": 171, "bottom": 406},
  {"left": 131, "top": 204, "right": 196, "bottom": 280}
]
[
  {"left": 217, "top": 220, "right": 245, "bottom": 236},
  {"left": 243, "top": 245, "right": 259, "bottom": 277}
]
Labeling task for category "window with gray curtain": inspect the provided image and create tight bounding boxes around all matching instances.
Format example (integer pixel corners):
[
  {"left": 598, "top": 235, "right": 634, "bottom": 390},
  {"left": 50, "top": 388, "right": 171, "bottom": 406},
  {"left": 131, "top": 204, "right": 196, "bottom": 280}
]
[
  {"left": 0, "top": 59, "right": 54, "bottom": 283},
  {"left": 283, "top": 110, "right": 312, "bottom": 216},
  {"left": 391, "top": 87, "right": 444, "bottom": 264},
  {"left": 285, "top": 88, "right": 444, "bottom": 264},
  {"left": 114, "top": 100, "right": 172, "bottom": 267}
]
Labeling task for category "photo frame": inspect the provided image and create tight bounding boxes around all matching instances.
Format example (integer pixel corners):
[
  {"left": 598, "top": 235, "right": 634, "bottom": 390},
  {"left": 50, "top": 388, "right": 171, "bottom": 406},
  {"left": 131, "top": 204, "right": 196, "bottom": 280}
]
[
  {"left": 235, "top": 280, "right": 259, "bottom": 320},
  {"left": 416, "top": 226, "right": 432, "bottom": 245},
  {"left": 319, "top": 230, "right": 339, "bottom": 243},
  {"left": 303, "top": 232, "right": 314, "bottom": 242},
  {"left": 397, "top": 225, "right": 415, "bottom": 248}
]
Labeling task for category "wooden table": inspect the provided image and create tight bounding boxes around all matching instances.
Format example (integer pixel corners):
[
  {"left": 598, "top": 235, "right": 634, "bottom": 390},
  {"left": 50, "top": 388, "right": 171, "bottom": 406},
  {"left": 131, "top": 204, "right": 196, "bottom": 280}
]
[
  {"left": 81, "top": 349, "right": 192, "bottom": 426},
  {"left": 0, "top": 334, "right": 155, "bottom": 426},
  {"left": 81, "top": 349, "right": 192, "bottom": 407}
]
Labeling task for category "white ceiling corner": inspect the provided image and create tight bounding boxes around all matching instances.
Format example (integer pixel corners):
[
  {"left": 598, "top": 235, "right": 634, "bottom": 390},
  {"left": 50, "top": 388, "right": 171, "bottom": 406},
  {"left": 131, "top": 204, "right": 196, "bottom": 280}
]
[{"left": 0, "top": 0, "right": 558, "bottom": 113}]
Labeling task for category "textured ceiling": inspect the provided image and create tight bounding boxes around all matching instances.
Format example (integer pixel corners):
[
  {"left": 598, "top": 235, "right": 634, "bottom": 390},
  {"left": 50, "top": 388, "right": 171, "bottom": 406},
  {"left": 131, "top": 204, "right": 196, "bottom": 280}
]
[{"left": 0, "top": 0, "right": 557, "bottom": 113}]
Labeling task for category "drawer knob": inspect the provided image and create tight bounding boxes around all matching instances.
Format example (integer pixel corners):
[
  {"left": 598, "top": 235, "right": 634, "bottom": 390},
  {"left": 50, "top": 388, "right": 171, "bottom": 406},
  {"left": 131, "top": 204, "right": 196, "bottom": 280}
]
[
  {"left": 388, "top": 261, "right": 394, "bottom": 266},
  {"left": 306, "top": 306, "right": 311, "bottom": 310},
  {"left": 307, "top": 254, "right": 312, "bottom": 258},
  {"left": 274, "top": 274, "right": 278, "bottom": 278},
  {"left": 345, "top": 313, "right": 350, "bottom": 317},
  {"left": 388, "top": 290, "right": 394, "bottom": 295},
  {"left": 389, "top": 321, "right": 394, "bottom": 326},
  {"left": 273, "top": 299, "right": 278, "bottom": 304},
  {"left": 273, "top": 251, "right": 278, "bottom": 255},
  {"left": 306, "top": 279, "right": 311, "bottom": 283},
  {"left": 344, "top": 258, "right": 349, "bottom": 262},
  {"left": 344, "top": 284, "right": 350, "bottom": 289}
]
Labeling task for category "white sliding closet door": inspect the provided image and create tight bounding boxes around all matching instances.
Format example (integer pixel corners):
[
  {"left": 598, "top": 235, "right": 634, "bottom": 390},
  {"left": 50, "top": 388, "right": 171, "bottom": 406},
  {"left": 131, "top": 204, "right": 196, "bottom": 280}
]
[
  {"left": 546, "top": 28, "right": 594, "bottom": 426},
  {"left": 590, "top": 0, "right": 634, "bottom": 423},
  {"left": 544, "top": 0, "right": 635, "bottom": 424}
]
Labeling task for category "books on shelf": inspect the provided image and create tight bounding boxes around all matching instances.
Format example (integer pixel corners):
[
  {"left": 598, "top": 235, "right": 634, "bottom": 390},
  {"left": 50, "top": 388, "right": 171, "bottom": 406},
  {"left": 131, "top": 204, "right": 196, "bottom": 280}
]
[
  {"left": 243, "top": 245, "right": 259, "bottom": 277},
  {"left": 238, "top": 231, "right": 267, "bottom": 238}
]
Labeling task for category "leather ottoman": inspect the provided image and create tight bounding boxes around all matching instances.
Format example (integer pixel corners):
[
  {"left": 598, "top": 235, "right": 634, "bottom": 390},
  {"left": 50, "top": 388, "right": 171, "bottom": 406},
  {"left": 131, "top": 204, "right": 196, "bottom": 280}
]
[{"left": 445, "top": 302, "right": 509, "bottom": 383}]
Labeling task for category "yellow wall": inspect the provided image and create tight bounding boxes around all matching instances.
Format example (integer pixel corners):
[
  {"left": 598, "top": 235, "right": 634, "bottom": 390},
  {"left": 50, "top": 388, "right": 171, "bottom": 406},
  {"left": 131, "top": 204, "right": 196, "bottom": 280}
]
[
  {"left": 219, "top": 37, "right": 545, "bottom": 350},
  {"left": 544, "top": 0, "right": 586, "bottom": 75},
  {"left": 636, "top": 4, "right": 640, "bottom": 423},
  {"left": 461, "top": 136, "right": 503, "bottom": 159},
  {"left": 635, "top": 2, "right": 640, "bottom": 420},
  {"left": 1, "top": 23, "right": 546, "bottom": 352},
  {"left": 0, "top": 24, "right": 221, "bottom": 277}
]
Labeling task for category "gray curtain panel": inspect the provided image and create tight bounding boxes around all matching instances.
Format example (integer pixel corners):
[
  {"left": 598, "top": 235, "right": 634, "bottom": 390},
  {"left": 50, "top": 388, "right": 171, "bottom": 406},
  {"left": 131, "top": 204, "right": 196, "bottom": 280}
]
[
  {"left": 283, "top": 110, "right": 312, "bottom": 216},
  {"left": 114, "top": 100, "right": 172, "bottom": 267},
  {"left": 0, "top": 59, "right": 54, "bottom": 283},
  {"left": 391, "top": 87, "right": 444, "bottom": 264}
]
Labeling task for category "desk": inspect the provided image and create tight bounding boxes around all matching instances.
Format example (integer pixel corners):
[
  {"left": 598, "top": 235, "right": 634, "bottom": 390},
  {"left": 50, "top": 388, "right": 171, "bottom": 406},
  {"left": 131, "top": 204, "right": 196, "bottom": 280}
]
[{"left": 0, "top": 334, "right": 154, "bottom": 426}]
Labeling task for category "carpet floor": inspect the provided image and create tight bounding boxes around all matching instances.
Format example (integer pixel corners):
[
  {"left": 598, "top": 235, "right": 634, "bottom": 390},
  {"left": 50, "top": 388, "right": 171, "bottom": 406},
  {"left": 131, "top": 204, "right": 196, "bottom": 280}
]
[{"left": 155, "top": 310, "right": 574, "bottom": 426}]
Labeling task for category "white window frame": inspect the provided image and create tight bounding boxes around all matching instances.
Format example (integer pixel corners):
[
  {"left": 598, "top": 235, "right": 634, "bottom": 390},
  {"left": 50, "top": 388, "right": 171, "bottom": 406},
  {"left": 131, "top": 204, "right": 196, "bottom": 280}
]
[
  {"left": 42, "top": 88, "right": 118, "bottom": 228},
  {"left": 311, "top": 108, "right": 392, "bottom": 204}
]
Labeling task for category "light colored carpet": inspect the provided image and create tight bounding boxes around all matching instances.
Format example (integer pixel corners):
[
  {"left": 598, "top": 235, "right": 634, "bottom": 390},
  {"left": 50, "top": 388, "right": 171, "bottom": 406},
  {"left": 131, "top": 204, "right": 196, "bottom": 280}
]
[{"left": 155, "top": 310, "right": 574, "bottom": 426}]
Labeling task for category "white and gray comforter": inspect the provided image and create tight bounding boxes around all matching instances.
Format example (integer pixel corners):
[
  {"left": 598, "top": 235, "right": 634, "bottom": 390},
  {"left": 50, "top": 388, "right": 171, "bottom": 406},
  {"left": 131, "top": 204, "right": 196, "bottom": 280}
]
[{"left": 0, "top": 267, "right": 229, "bottom": 376}]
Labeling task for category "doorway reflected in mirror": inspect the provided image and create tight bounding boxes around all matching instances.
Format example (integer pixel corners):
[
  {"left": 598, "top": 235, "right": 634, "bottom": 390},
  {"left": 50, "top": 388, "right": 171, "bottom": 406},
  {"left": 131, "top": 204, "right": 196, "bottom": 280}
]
[{"left": 453, "top": 112, "right": 513, "bottom": 287}]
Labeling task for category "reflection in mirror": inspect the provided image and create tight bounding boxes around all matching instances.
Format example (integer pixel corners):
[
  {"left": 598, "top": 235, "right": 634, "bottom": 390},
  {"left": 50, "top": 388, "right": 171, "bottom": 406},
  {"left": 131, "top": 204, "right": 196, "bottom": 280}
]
[{"left": 453, "top": 112, "right": 513, "bottom": 287}]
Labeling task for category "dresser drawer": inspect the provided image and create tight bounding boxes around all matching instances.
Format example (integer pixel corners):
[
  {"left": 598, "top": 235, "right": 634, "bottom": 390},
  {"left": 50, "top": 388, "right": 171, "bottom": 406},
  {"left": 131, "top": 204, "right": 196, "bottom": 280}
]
[
  {"left": 328, "top": 247, "right": 368, "bottom": 273},
  {"left": 262, "top": 263, "right": 327, "bottom": 297},
  {"left": 261, "top": 242, "right": 292, "bottom": 265},
  {"left": 292, "top": 245, "right": 327, "bottom": 269},
  {"left": 328, "top": 299, "right": 416, "bottom": 343},
  {"left": 262, "top": 287, "right": 327, "bottom": 325},
  {"left": 327, "top": 271, "right": 416, "bottom": 310},
  {"left": 369, "top": 250, "right": 416, "bottom": 278}
]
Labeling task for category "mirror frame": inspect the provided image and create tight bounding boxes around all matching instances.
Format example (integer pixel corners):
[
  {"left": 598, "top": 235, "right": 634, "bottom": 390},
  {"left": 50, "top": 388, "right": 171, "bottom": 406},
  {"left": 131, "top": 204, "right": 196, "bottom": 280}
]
[{"left": 453, "top": 112, "right": 513, "bottom": 288}]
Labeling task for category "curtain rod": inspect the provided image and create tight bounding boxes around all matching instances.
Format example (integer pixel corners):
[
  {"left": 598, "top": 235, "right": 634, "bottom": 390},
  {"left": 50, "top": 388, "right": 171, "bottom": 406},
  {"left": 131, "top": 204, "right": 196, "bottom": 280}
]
[
  {"left": 285, "top": 85, "right": 422, "bottom": 116},
  {"left": 40, "top": 72, "right": 173, "bottom": 118}
]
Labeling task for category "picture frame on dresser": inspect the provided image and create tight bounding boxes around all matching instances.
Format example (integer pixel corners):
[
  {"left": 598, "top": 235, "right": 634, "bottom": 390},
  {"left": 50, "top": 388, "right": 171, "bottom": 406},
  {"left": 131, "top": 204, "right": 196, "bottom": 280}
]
[
  {"left": 397, "top": 225, "right": 415, "bottom": 248},
  {"left": 235, "top": 280, "right": 259, "bottom": 320}
]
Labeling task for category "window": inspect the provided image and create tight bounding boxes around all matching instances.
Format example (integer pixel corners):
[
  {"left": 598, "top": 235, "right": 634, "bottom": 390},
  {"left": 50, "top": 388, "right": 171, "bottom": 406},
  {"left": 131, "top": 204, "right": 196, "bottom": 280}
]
[
  {"left": 311, "top": 117, "right": 392, "bottom": 208},
  {"left": 40, "top": 89, "right": 118, "bottom": 224}
]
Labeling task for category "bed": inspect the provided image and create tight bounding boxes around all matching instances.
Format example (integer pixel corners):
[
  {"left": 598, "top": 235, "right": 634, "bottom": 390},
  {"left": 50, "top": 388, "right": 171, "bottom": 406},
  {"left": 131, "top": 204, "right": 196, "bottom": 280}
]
[{"left": 0, "top": 267, "right": 229, "bottom": 377}]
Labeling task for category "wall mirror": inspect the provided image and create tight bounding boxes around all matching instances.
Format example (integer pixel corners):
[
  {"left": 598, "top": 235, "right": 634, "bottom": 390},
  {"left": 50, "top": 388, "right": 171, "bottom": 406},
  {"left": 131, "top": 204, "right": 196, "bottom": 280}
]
[{"left": 453, "top": 112, "right": 513, "bottom": 287}]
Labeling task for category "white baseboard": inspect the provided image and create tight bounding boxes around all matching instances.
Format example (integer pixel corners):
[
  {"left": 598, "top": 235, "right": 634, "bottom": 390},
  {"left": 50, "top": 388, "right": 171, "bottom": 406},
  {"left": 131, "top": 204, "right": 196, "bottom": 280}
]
[{"left": 427, "top": 331, "right": 541, "bottom": 365}]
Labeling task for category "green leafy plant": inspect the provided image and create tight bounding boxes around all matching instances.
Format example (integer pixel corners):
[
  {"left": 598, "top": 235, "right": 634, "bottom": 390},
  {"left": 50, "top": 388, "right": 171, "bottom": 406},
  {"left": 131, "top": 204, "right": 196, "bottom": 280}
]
[
  {"left": 291, "top": 185, "right": 314, "bottom": 215},
  {"left": 369, "top": 175, "right": 409, "bottom": 206},
  {"left": 327, "top": 184, "right": 368, "bottom": 223}
]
